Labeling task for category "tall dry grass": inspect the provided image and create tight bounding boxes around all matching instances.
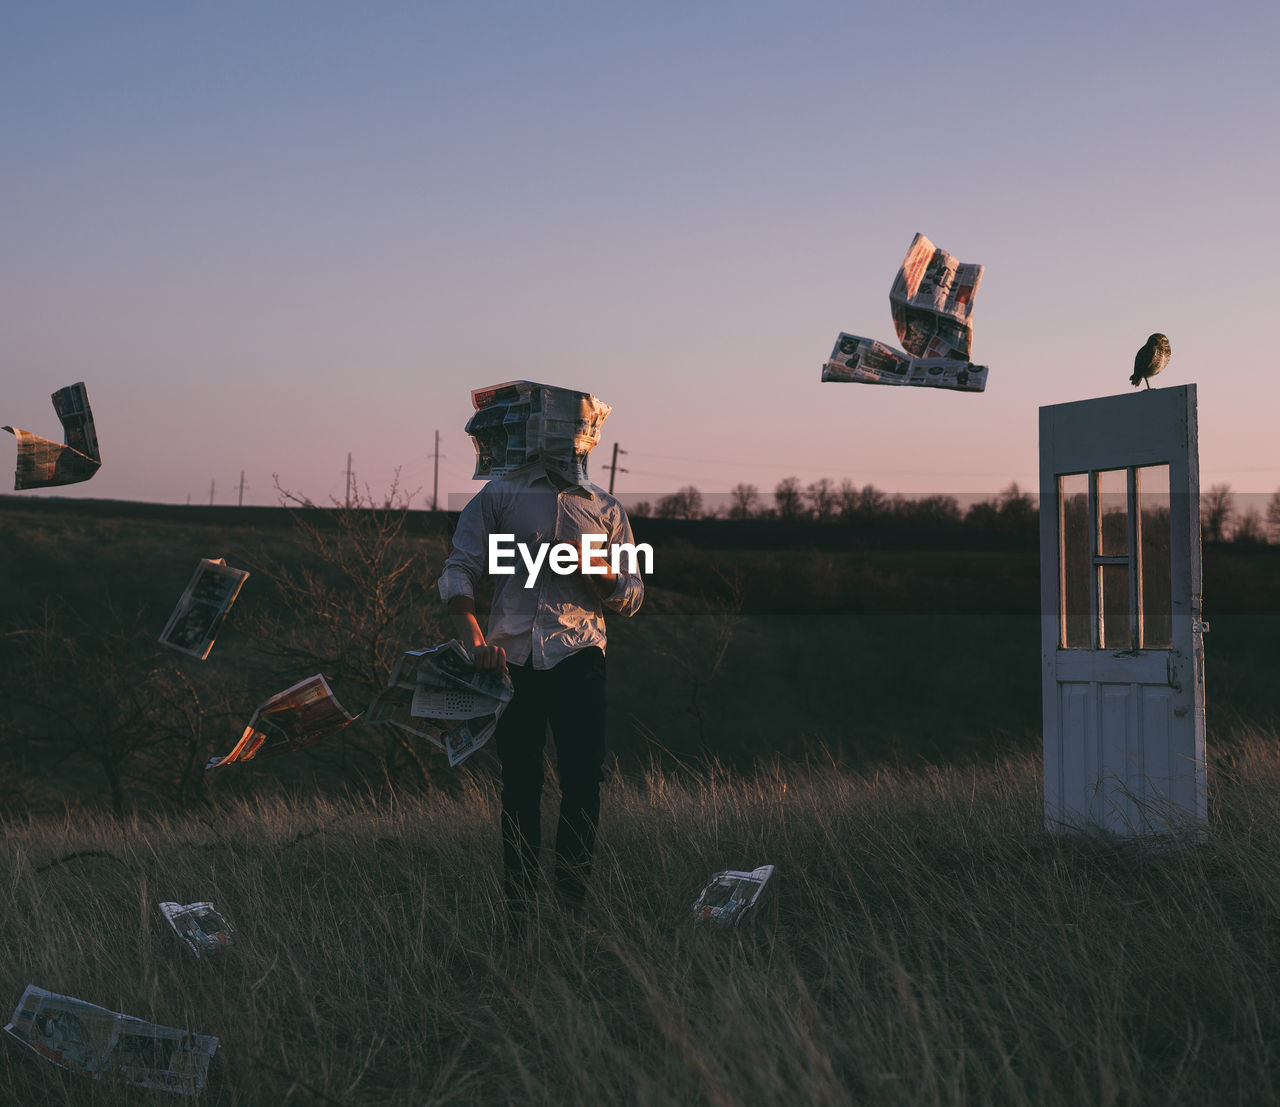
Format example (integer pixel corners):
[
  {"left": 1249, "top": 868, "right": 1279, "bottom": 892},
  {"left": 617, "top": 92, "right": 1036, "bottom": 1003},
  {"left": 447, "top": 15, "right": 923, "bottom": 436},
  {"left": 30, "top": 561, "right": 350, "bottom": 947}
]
[{"left": 3, "top": 729, "right": 1280, "bottom": 1104}]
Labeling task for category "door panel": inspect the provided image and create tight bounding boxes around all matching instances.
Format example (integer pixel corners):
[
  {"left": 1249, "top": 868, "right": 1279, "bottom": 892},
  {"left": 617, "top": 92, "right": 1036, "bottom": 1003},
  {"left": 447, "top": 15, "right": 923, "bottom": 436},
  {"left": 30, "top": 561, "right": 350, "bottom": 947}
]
[{"left": 1040, "top": 386, "right": 1204, "bottom": 836}]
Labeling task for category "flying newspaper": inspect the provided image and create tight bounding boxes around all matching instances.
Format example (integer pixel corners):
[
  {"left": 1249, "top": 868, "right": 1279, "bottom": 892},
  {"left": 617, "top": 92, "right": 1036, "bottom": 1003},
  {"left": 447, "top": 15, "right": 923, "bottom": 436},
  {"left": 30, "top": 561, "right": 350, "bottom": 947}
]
[
  {"left": 206, "top": 674, "right": 356, "bottom": 770},
  {"left": 4, "top": 381, "right": 102, "bottom": 489},
  {"left": 158, "top": 558, "right": 249, "bottom": 660},
  {"left": 822, "top": 233, "right": 988, "bottom": 392}
]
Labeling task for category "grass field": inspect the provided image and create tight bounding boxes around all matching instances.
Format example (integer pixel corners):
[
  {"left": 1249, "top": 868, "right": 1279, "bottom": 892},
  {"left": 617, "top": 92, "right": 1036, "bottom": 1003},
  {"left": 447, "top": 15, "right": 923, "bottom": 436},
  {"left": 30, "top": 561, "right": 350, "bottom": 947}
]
[
  {"left": 4, "top": 498, "right": 1280, "bottom": 1102},
  {"left": 4, "top": 729, "right": 1280, "bottom": 1104}
]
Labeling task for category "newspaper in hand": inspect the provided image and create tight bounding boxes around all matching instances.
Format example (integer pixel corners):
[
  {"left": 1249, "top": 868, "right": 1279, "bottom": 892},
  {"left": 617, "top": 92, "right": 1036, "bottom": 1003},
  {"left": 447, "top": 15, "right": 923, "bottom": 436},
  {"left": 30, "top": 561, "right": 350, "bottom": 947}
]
[
  {"left": 4, "top": 985, "right": 218, "bottom": 1097},
  {"left": 823, "top": 233, "right": 988, "bottom": 392},
  {"left": 822, "top": 333, "right": 988, "bottom": 392},
  {"left": 206, "top": 674, "right": 356, "bottom": 770},
  {"left": 366, "top": 640, "right": 514, "bottom": 766},
  {"left": 157, "top": 901, "right": 233, "bottom": 958},
  {"left": 3, "top": 382, "right": 102, "bottom": 489},
  {"left": 158, "top": 558, "right": 250, "bottom": 660},
  {"left": 692, "top": 865, "right": 775, "bottom": 928}
]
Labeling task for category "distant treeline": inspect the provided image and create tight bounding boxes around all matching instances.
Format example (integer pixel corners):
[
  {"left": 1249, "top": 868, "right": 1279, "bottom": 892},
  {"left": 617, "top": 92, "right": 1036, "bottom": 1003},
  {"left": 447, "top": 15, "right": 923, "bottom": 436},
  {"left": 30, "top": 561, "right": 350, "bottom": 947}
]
[
  {"left": 631, "top": 482, "right": 1038, "bottom": 549},
  {"left": 631, "top": 479, "right": 1279, "bottom": 547},
  {"left": 4, "top": 476, "right": 1272, "bottom": 550}
]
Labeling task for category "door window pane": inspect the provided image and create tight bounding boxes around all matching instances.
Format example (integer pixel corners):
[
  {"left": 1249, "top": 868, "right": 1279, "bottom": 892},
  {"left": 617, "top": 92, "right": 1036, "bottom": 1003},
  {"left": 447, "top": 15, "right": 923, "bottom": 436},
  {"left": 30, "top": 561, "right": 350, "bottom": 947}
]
[
  {"left": 1100, "top": 563, "right": 1131, "bottom": 649},
  {"left": 1139, "top": 465, "right": 1172, "bottom": 648},
  {"left": 1061, "top": 473, "right": 1090, "bottom": 648},
  {"left": 1098, "top": 468, "right": 1129, "bottom": 556}
]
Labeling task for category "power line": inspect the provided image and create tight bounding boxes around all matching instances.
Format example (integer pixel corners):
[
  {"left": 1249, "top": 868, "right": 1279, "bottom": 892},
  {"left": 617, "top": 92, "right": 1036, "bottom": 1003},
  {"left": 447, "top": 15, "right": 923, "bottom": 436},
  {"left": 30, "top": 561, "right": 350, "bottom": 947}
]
[
  {"left": 625, "top": 465, "right": 1033, "bottom": 483},
  {"left": 625, "top": 449, "right": 1026, "bottom": 478}
]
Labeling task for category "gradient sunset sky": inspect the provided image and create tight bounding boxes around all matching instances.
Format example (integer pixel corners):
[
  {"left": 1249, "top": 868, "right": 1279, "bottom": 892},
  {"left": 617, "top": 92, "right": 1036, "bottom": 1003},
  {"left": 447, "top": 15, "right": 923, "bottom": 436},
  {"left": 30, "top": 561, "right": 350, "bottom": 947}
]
[{"left": 3, "top": 2, "right": 1276, "bottom": 509}]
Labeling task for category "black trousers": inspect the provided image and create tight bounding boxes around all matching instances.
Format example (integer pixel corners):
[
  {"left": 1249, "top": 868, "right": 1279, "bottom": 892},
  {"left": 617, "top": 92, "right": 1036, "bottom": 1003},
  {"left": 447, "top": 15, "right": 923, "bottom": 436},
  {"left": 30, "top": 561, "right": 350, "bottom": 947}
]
[{"left": 495, "top": 646, "right": 607, "bottom": 905}]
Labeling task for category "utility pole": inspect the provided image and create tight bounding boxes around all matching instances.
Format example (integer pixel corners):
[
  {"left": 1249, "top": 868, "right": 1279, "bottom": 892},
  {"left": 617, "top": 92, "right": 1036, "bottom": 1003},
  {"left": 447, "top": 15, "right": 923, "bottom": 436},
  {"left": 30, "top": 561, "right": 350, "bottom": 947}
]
[
  {"left": 430, "top": 429, "right": 444, "bottom": 511},
  {"left": 237, "top": 470, "right": 247, "bottom": 507},
  {"left": 345, "top": 452, "right": 353, "bottom": 509},
  {"left": 606, "top": 443, "right": 628, "bottom": 495},
  {"left": 208, "top": 479, "right": 215, "bottom": 506}
]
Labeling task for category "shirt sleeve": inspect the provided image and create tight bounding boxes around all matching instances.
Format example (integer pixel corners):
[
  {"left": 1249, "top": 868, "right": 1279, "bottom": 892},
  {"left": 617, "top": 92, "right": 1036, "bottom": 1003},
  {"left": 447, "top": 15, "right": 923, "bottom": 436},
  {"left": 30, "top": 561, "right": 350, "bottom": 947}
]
[
  {"left": 437, "top": 490, "right": 489, "bottom": 604},
  {"left": 602, "top": 505, "right": 645, "bottom": 616}
]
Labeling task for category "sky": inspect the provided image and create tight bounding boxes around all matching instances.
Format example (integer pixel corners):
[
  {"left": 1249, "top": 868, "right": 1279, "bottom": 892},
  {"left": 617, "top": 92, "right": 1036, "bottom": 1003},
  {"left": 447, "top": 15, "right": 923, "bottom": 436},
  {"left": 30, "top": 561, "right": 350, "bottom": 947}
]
[{"left": 2, "top": 1, "right": 1278, "bottom": 513}]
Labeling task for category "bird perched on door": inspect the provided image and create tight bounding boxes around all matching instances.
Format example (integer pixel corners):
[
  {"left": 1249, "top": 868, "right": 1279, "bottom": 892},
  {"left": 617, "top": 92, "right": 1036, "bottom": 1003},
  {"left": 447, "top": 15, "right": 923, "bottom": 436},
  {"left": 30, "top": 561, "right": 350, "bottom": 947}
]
[{"left": 1130, "top": 333, "right": 1171, "bottom": 389}]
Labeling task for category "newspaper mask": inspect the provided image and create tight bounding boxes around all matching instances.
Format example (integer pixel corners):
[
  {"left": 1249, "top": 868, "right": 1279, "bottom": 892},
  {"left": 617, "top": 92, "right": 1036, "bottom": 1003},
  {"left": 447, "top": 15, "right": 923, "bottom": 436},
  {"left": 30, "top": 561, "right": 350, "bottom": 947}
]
[{"left": 466, "top": 380, "right": 611, "bottom": 481}]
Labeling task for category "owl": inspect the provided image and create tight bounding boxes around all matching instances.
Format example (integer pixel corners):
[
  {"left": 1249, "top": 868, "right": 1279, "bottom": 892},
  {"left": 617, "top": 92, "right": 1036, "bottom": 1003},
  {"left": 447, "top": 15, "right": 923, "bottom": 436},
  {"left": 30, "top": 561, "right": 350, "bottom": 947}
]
[{"left": 1130, "top": 333, "right": 1171, "bottom": 390}]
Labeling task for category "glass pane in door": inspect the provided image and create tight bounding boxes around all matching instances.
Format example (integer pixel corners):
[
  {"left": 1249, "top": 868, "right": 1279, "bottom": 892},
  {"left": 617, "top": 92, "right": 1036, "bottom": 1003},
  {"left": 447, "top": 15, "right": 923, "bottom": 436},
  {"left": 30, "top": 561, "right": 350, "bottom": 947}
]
[
  {"left": 1061, "top": 473, "right": 1090, "bottom": 648},
  {"left": 1098, "top": 468, "right": 1129, "bottom": 556},
  {"left": 1139, "top": 464, "right": 1172, "bottom": 648}
]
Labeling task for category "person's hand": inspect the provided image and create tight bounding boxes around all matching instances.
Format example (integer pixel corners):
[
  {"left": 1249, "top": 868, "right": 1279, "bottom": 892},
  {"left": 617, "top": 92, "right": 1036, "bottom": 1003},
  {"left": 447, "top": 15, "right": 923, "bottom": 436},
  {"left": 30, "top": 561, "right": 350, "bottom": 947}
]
[
  {"left": 579, "top": 549, "right": 611, "bottom": 576},
  {"left": 577, "top": 547, "right": 618, "bottom": 595},
  {"left": 469, "top": 643, "right": 507, "bottom": 671}
]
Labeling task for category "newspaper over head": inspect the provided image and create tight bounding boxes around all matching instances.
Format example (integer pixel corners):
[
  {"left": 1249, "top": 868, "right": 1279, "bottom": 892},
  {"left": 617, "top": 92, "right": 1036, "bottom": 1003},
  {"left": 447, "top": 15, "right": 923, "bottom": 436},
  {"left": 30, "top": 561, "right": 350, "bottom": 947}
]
[
  {"left": 465, "top": 380, "right": 610, "bottom": 483},
  {"left": 822, "top": 233, "right": 988, "bottom": 392},
  {"left": 4, "top": 381, "right": 102, "bottom": 489},
  {"left": 366, "top": 639, "right": 514, "bottom": 766},
  {"left": 4, "top": 985, "right": 217, "bottom": 1097}
]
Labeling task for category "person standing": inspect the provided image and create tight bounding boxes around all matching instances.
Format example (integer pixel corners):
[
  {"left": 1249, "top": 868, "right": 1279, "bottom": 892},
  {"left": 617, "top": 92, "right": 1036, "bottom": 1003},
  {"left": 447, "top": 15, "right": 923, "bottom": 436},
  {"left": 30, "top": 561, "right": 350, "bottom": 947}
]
[{"left": 438, "top": 381, "right": 644, "bottom": 926}]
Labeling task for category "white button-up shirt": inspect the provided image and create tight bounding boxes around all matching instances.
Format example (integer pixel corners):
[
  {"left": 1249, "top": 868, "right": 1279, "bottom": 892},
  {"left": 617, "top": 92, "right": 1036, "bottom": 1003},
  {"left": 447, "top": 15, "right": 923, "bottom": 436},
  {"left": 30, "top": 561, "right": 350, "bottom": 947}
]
[{"left": 438, "top": 466, "right": 644, "bottom": 669}]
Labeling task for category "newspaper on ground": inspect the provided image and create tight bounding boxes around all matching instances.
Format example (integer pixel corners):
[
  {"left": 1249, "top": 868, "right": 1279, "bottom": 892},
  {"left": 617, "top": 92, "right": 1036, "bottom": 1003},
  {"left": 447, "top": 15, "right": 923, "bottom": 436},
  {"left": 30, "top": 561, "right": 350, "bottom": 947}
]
[
  {"left": 823, "top": 233, "right": 987, "bottom": 392},
  {"left": 693, "top": 865, "right": 775, "bottom": 928},
  {"left": 206, "top": 674, "right": 356, "bottom": 770},
  {"left": 3, "top": 382, "right": 102, "bottom": 489},
  {"left": 4, "top": 985, "right": 217, "bottom": 1097},
  {"left": 366, "top": 639, "right": 514, "bottom": 765},
  {"left": 158, "top": 558, "right": 249, "bottom": 660},
  {"left": 822, "top": 333, "right": 988, "bottom": 392},
  {"left": 157, "top": 902, "right": 233, "bottom": 958}
]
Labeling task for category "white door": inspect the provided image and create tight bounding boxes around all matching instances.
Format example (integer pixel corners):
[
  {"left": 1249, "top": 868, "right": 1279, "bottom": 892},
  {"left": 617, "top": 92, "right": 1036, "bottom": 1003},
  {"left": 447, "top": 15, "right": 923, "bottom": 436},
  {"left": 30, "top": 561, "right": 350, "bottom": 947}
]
[{"left": 1039, "top": 385, "right": 1205, "bottom": 836}]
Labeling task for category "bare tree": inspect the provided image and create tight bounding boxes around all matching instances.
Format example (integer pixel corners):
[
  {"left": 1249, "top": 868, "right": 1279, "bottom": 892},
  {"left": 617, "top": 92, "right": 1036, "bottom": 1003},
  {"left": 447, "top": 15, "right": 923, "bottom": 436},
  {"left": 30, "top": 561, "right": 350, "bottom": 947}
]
[
  {"left": 1266, "top": 489, "right": 1280, "bottom": 542},
  {"left": 3, "top": 600, "right": 212, "bottom": 815},
  {"left": 241, "top": 474, "right": 449, "bottom": 788},
  {"left": 837, "top": 480, "right": 887, "bottom": 521},
  {"left": 656, "top": 486, "right": 703, "bottom": 520},
  {"left": 1202, "top": 484, "right": 1235, "bottom": 543},
  {"left": 774, "top": 476, "right": 806, "bottom": 521},
  {"left": 806, "top": 478, "right": 837, "bottom": 521},
  {"left": 1234, "top": 507, "right": 1267, "bottom": 545},
  {"left": 727, "top": 483, "right": 759, "bottom": 520},
  {"left": 901, "top": 494, "right": 962, "bottom": 526},
  {"left": 965, "top": 482, "right": 1037, "bottom": 535}
]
